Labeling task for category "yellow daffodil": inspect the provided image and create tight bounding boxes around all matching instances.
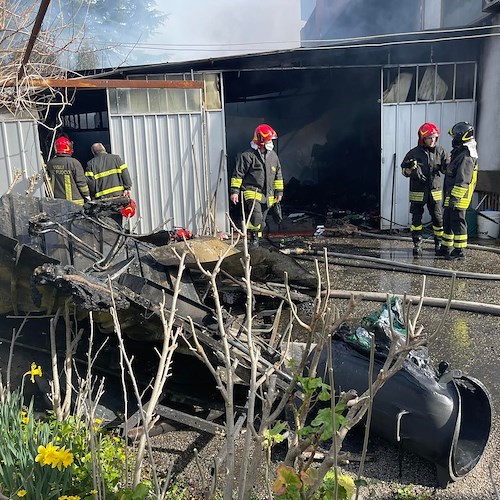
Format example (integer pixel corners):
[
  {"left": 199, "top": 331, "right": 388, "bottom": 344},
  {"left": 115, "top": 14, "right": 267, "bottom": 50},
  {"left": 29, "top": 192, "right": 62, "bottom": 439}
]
[
  {"left": 56, "top": 447, "right": 74, "bottom": 470},
  {"left": 94, "top": 418, "right": 102, "bottom": 425},
  {"left": 17, "top": 490, "right": 27, "bottom": 497},
  {"left": 21, "top": 416, "right": 29, "bottom": 424},
  {"left": 90, "top": 490, "right": 98, "bottom": 495},
  {"left": 35, "top": 442, "right": 60, "bottom": 467},
  {"left": 28, "top": 362, "right": 43, "bottom": 383}
]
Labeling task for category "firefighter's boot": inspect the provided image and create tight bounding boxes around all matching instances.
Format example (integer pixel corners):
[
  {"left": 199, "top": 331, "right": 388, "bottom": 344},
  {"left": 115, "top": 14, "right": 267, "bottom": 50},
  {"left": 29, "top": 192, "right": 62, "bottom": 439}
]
[
  {"left": 249, "top": 232, "right": 259, "bottom": 248},
  {"left": 439, "top": 246, "right": 452, "bottom": 258},
  {"left": 446, "top": 248, "right": 466, "bottom": 261},
  {"left": 434, "top": 237, "right": 442, "bottom": 256},
  {"left": 412, "top": 236, "right": 423, "bottom": 257}
]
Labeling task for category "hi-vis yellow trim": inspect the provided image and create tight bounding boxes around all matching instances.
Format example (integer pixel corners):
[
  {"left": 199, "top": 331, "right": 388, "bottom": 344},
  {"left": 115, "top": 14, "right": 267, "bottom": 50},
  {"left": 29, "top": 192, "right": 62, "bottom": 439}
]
[
  {"left": 273, "top": 179, "right": 284, "bottom": 190},
  {"left": 243, "top": 190, "right": 263, "bottom": 202},
  {"left": 91, "top": 164, "right": 128, "bottom": 179},
  {"left": 409, "top": 191, "right": 424, "bottom": 202},
  {"left": 231, "top": 178, "right": 243, "bottom": 188},
  {"left": 410, "top": 224, "right": 423, "bottom": 231},
  {"left": 451, "top": 186, "right": 467, "bottom": 198},
  {"left": 268, "top": 195, "right": 276, "bottom": 206},
  {"left": 455, "top": 241, "right": 467, "bottom": 248},
  {"left": 64, "top": 174, "right": 72, "bottom": 201},
  {"left": 95, "top": 185, "right": 124, "bottom": 198},
  {"left": 248, "top": 222, "right": 261, "bottom": 230},
  {"left": 431, "top": 190, "right": 442, "bottom": 201},
  {"left": 433, "top": 225, "right": 444, "bottom": 237},
  {"left": 454, "top": 234, "right": 467, "bottom": 241}
]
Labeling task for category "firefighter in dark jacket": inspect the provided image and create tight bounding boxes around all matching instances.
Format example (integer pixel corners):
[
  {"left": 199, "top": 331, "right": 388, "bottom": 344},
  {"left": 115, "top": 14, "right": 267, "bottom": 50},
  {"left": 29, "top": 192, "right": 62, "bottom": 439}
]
[
  {"left": 86, "top": 143, "right": 133, "bottom": 224},
  {"left": 441, "top": 122, "right": 478, "bottom": 260},
  {"left": 230, "top": 124, "right": 284, "bottom": 247},
  {"left": 401, "top": 122, "right": 447, "bottom": 257},
  {"left": 46, "top": 136, "right": 90, "bottom": 205}
]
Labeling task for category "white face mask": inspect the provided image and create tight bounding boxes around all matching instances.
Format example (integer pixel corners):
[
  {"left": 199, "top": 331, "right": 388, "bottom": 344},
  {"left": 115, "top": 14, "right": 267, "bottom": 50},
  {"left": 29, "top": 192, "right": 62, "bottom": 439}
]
[{"left": 265, "top": 142, "right": 274, "bottom": 151}]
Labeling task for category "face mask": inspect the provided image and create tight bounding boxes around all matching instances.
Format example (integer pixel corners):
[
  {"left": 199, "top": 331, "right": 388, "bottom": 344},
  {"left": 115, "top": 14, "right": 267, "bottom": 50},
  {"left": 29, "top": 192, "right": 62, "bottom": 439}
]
[{"left": 265, "top": 142, "right": 274, "bottom": 151}]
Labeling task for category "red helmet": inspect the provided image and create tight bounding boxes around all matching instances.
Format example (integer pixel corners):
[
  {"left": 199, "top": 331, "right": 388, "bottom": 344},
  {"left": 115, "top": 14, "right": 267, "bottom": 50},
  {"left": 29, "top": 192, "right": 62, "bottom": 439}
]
[
  {"left": 252, "top": 124, "right": 277, "bottom": 147},
  {"left": 417, "top": 123, "right": 440, "bottom": 146},
  {"left": 120, "top": 199, "right": 136, "bottom": 218},
  {"left": 55, "top": 136, "right": 73, "bottom": 154}
]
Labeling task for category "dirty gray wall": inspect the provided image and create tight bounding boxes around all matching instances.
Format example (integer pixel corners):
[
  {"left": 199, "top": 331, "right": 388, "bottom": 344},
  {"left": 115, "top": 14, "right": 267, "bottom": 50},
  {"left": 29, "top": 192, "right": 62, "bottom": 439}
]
[{"left": 477, "top": 19, "right": 500, "bottom": 172}]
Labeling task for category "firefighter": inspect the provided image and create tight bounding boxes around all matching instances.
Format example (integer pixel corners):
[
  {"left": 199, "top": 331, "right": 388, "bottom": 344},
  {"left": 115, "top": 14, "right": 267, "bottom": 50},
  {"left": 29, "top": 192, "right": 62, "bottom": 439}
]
[
  {"left": 401, "top": 123, "right": 447, "bottom": 257},
  {"left": 46, "top": 136, "right": 90, "bottom": 205},
  {"left": 441, "top": 122, "right": 478, "bottom": 260},
  {"left": 86, "top": 143, "right": 133, "bottom": 224},
  {"left": 230, "top": 124, "right": 284, "bottom": 247}
]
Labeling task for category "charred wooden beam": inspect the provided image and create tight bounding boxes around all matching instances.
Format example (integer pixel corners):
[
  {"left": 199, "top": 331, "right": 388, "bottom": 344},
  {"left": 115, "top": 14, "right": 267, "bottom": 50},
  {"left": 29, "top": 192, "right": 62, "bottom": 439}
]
[{"left": 5, "top": 78, "right": 204, "bottom": 89}]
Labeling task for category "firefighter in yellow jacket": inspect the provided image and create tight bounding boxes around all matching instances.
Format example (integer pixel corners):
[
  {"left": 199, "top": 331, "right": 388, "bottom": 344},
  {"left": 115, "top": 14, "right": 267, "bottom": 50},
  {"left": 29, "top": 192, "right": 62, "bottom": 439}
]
[
  {"left": 230, "top": 124, "right": 284, "bottom": 247},
  {"left": 86, "top": 143, "right": 133, "bottom": 225},
  {"left": 441, "top": 122, "right": 478, "bottom": 260},
  {"left": 46, "top": 136, "right": 90, "bottom": 205}
]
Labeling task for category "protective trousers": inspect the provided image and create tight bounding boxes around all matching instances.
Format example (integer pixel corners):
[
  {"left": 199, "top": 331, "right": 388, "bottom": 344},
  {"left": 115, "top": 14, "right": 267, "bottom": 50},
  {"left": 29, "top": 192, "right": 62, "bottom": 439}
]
[
  {"left": 442, "top": 208, "right": 467, "bottom": 250},
  {"left": 410, "top": 199, "right": 443, "bottom": 246},
  {"left": 245, "top": 199, "right": 270, "bottom": 236}
]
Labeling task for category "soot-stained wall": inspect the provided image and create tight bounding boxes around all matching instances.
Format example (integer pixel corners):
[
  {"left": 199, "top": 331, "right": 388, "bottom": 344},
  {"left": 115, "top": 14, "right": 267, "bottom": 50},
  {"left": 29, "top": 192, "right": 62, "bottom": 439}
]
[{"left": 224, "top": 67, "right": 381, "bottom": 213}]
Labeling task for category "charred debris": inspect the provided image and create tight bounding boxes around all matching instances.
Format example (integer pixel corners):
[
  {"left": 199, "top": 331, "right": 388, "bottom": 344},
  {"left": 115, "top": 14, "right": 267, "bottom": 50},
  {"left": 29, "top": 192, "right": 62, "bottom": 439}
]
[{"left": 0, "top": 193, "right": 318, "bottom": 377}]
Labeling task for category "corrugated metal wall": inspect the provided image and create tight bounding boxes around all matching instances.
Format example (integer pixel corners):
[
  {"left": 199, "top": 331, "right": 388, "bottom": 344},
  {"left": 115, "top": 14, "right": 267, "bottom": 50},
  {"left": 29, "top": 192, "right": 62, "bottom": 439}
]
[
  {"left": 107, "top": 75, "right": 228, "bottom": 235},
  {"left": 380, "top": 63, "right": 477, "bottom": 230},
  {"left": 0, "top": 119, "right": 43, "bottom": 197}
]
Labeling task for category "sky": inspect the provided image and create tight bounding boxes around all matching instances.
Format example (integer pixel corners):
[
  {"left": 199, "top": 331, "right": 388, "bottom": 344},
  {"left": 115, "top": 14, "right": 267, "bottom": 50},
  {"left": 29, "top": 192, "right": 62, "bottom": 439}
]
[{"left": 143, "top": 0, "right": 304, "bottom": 63}]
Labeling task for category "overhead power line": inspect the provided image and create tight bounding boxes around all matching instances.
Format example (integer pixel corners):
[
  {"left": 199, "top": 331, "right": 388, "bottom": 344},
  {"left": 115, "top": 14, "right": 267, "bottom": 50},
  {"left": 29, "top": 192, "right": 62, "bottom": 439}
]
[{"left": 81, "top": 23, "right": 500, "bottom": 54}]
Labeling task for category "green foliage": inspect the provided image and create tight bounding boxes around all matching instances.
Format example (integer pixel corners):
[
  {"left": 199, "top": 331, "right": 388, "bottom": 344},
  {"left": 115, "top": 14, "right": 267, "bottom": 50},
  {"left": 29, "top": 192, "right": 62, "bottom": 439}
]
[
  {"left": 0, "top": 386, "right": 150, "bottom": 499},
  {"left": 318, "top": 470, "right": 355, "bottom": 500},
  {"left": 298, "top": 403, "right": 348, "bottom": 442},
  {"left": 393, "top": 484, "right": 432, "bottom": 500},
  {"left": 297, "top": 376, "right": 332, "bottom": 401},
  {"left": 272, "top": 464, "right": 356, "bottom": 500},
  {"left": 272, "top": 464, "right": 303, "bottom": 499},
  {"left": 0, "top": 390, "right": 72, "bottom": 499},
  {"left": 47, "top": 413, "right": 136, "bottom": 498},
  {"left": 163, "top": 481, "right": 191, "bottom": 500},
  {"left": 263, "top": 421, "right": 288, "bottom": 450}
]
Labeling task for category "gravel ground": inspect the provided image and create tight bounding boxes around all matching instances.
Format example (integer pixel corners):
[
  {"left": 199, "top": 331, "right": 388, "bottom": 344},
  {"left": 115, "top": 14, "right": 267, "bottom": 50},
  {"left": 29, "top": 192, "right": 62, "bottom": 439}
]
[{"left": 1, "top": 233, "right": 499, "bottom": 499}]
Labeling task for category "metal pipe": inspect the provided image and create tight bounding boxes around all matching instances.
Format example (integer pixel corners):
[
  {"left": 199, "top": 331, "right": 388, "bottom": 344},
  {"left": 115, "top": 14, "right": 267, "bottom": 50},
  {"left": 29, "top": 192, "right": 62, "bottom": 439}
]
[
  {"left": 281, "top": 248, "right": 500, "bottom": 281},
  {"left": 355, "top": 230, "right": 500, "bottom": 255}
]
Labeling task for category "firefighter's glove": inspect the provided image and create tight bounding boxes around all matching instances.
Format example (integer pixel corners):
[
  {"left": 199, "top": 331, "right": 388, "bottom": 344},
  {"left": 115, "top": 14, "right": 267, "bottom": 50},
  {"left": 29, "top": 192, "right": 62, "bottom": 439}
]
[
  {"left": 414, "top": 164, "right": 427, "bottom": 182},
  {"left": 448, "top": 196, "right": 459, "bottom": 210}
]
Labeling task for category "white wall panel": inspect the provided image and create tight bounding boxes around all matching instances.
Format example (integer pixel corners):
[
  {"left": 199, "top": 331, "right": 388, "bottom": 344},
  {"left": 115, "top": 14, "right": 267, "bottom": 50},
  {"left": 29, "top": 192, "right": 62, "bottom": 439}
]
[
  {"left": 0, "top": 119, "right": 43, "bottom": 196},
  {"left": 108, "top": 88, "right": 228, "bottom": 235},
  {"left": 381, "top": 101, "right": 476, "bottom": 230}
]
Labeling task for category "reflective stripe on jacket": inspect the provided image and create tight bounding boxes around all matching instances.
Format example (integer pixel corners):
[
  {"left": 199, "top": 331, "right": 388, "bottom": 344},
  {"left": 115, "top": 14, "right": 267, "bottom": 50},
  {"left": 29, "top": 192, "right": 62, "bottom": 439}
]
[
  {"left": 230, "top": 148, "right": 283, "bottom": 206},
  {"left": 401, "top": 145, "right": 447, "bottom": 205},
  {"left": 46, "top": 154, "right": 90, "bottom": 205},
  {"left": 443, "top": 146, "right": 478, "bottom": 210},
  {"left": 86, "top": 153, "right": 132, "bottom": 199}
]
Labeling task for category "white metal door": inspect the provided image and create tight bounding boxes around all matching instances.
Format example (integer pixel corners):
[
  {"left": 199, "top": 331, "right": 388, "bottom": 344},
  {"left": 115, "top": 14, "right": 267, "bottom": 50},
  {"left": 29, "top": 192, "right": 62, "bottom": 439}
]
[
  {"left": 380, "top": 63, "right": 477, "bottom": 230},
  {"left": 107, "top": 73, "right": 228, "bottom": 235}
]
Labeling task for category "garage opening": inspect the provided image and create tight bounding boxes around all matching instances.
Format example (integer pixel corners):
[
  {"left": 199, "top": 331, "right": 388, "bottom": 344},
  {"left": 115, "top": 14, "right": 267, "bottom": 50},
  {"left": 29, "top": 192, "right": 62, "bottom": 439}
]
[{"left": 223, "top": 66, "right": 381, "bottom": 216}]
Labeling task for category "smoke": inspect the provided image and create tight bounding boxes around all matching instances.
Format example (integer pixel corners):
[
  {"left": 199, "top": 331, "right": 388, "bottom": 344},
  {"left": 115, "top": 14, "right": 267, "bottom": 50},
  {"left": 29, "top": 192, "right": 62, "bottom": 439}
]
[{"left": 148, "top": 0, "right": 303, "bottom": 62}]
